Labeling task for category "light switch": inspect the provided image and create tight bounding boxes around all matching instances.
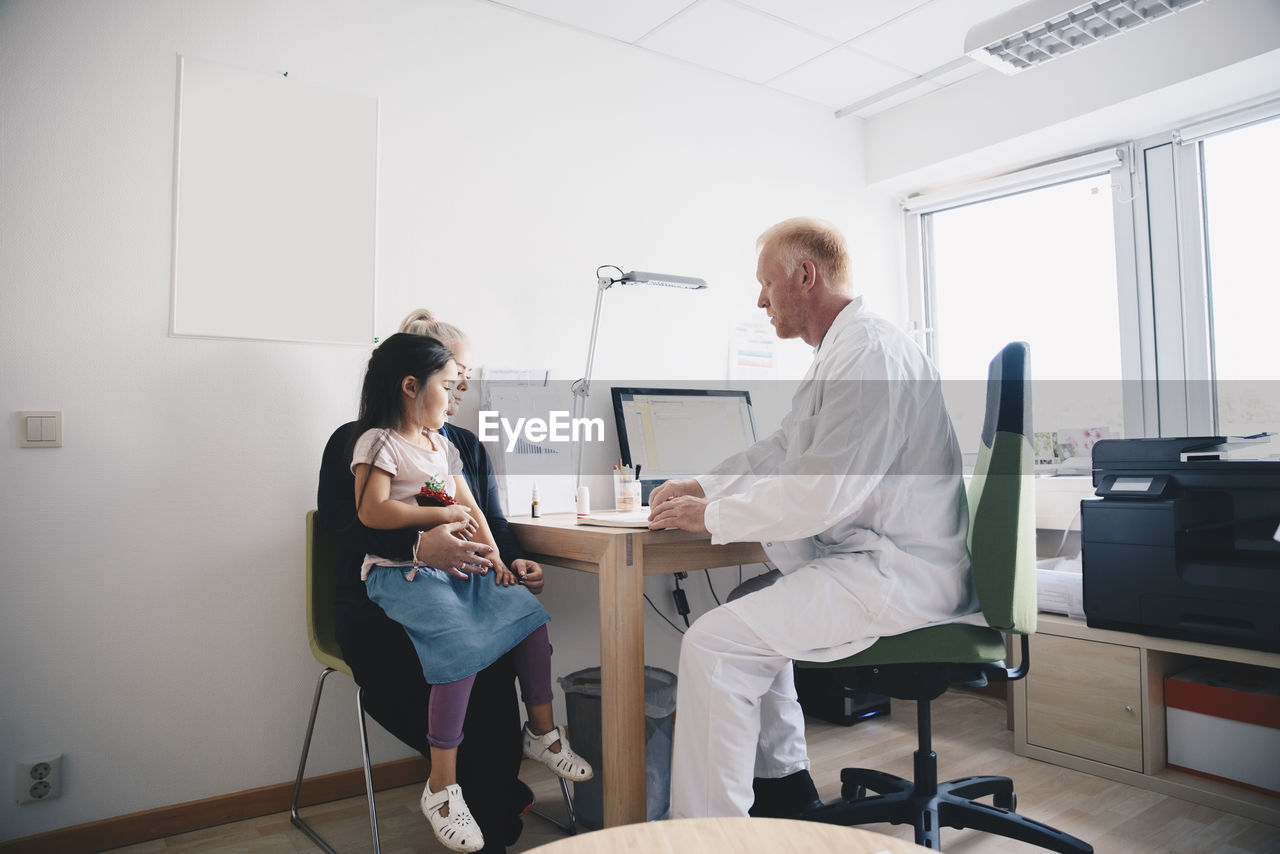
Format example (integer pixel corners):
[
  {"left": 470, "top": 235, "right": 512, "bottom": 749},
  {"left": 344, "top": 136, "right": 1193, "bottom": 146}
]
[{"left": 18, "top": 411, "right": 62, "bottom": 448}]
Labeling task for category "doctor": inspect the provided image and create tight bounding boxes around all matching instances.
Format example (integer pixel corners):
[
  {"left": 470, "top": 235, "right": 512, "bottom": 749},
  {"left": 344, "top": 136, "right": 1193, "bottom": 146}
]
[{"left": 648, "top": 217, "right": 975, "bottom": 818}]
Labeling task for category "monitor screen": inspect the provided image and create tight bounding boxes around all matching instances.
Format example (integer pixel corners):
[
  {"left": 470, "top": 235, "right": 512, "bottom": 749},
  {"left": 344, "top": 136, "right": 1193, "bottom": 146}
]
[{"left": 611, "top": 387, "right": 757, "bottom": 501}]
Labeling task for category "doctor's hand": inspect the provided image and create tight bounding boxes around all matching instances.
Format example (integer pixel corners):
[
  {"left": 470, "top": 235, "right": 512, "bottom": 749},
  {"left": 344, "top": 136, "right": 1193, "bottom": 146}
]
[
  {"left": 647, "top": 478, "right": 705, "bottom": 511},
  {"left": 648, "top": 495, "right": 709, "bottom": 534}
]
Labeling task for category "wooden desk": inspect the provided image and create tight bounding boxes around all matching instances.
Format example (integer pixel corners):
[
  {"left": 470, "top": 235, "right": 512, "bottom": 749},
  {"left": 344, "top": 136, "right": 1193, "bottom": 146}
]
[
  {"left": 526, "top": 816, "right": 926, "bottom": 853},
  {"left": 510, "top": 514, "right": 767, "bottom": 827}
]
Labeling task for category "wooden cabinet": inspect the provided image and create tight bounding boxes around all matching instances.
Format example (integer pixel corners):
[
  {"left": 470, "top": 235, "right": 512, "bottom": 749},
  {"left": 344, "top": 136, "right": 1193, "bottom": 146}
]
[
  {"left": 1025, "top": 634, "right": 1143, "bottom": 771},
  {"left": 1012, "top": 614, "right": 1280, "bottom": 827}
]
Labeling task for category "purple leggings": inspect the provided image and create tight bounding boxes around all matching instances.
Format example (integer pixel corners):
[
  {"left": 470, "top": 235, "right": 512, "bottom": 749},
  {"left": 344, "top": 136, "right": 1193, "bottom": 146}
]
[{"left": 427, "top": 624, "right": 553, "bottom": 750}]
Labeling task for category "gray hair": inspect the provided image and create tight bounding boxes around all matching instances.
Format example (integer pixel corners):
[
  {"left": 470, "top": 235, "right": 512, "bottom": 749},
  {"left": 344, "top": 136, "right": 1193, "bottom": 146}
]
[{"left": 757, "top": 217, "right": 850, "bottom": 289}]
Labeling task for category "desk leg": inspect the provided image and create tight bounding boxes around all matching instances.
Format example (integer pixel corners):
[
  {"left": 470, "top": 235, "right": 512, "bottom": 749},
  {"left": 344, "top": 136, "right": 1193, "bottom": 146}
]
[{"left": 598, "top": 533, "right": 646, "bottom": 827}]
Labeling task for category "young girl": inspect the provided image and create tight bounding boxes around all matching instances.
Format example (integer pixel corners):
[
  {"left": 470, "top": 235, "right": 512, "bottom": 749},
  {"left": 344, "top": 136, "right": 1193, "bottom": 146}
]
[{"left": 350, "top": 333, "right": 592, "bottom": 853}]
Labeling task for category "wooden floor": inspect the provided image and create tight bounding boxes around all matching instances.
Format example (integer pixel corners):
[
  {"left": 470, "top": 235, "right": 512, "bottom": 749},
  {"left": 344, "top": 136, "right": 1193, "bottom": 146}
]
[{"left": 106, "top": 692, "right": 1280, "bottom": 853}]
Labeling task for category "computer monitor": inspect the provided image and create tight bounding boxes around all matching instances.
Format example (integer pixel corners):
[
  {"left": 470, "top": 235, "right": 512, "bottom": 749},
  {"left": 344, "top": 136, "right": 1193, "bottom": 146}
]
[{"left": 611, "top": 387, "right": 758, "bottom": 504}]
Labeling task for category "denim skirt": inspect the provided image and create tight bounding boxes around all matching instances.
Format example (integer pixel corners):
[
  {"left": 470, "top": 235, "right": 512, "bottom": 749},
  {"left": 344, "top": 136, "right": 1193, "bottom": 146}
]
[{"left": 366, "top": 565, "right": 550, "bottom": 684}]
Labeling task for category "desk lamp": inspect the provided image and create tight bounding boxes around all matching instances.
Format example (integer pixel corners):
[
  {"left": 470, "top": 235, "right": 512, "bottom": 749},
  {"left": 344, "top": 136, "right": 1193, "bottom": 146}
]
[{"left": 571, "top": 266, "right": 707, "bottom": 486}]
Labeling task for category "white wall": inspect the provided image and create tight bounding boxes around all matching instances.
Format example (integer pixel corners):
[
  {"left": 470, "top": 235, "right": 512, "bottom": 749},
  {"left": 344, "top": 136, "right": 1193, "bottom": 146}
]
[{"left": 0, "top": 0, "right": 898, "bottom": 839}]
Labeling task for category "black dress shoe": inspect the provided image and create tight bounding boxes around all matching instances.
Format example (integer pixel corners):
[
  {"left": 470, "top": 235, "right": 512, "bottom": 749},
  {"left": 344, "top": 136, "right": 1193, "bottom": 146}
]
[{"left": 749, "top": 769, "right": 823, "bottom": 818}]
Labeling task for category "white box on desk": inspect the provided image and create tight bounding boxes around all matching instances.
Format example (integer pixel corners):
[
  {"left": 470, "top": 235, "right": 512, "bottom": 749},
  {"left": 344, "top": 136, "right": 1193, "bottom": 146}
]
[{"left": 1035, "top": 556, "right": 1085, "bottom": 620}]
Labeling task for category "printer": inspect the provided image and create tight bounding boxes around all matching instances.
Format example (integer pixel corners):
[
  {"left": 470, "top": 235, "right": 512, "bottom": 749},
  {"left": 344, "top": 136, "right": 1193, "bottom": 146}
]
[{"left": 1081, "top": 436, "right": 1280, "bottom": 653}]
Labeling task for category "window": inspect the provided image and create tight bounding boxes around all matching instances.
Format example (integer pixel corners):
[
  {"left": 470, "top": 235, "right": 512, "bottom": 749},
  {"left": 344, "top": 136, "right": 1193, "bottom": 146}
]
[
  {"left": 906, "top": 100, "right": 1280, "bottom": 449},
  {"left": 1200, "top": 117, "right": 1280, "bottom": 436},
  {"left": 924, "top": 174, "right": 1125, "bottom": 455},
  {"left": 905, "top": 152, "right": 1131, "bottom": 461}
]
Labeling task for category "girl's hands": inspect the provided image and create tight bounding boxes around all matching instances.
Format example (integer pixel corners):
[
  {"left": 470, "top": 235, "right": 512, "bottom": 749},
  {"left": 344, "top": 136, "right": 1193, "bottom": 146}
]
[{"left": 491, "top": 558, "right": 519, "bottom": 587}]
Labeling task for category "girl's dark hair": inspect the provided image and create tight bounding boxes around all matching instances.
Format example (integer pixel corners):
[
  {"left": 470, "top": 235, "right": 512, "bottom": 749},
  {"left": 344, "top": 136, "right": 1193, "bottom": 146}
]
[{"left": 349, "top": 332, "right": 454, "bottom": 461}]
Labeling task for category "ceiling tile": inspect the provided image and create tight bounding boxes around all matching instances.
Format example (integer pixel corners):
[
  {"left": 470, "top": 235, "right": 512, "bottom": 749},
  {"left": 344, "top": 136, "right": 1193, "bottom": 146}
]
[
  {"left": 638, "top": 0, "right": 835, "bottom": 84},
  {"left": 489, "top": 0, "right": 695, "bottom": 43},
  {"left": 850, "top": 0, "right": 1029, "bottom": 75},
  {"left": 734, "top": 0, "right": 931, "bottom": 43},
  {"left": 769, "top": 46, "right": 915, "bottom": 111}
]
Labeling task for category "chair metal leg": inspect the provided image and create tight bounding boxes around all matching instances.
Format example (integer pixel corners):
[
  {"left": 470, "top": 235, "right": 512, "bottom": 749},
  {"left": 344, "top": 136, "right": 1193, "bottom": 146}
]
[
  {"left": 290, "top": 667, "right": 381, "bottom": 854},
  {"left": 355, "top": 687, "right": 381, "bottom": 853},
  {"left": 530, "top": 777, "right": 577, "bottom": 833}
]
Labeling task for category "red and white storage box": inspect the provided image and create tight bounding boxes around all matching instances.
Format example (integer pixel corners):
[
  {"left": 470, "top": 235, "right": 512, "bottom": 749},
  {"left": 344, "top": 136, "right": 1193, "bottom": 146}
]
[{"left": 1164, "top": 663, "right": 1280, "bottom": 795}]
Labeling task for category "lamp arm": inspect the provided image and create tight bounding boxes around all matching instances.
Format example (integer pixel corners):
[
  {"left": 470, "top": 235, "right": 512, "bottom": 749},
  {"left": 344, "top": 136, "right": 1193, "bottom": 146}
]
[
  {"left": 572, "top": 276, "right": 612, "bottom": 486},
  {"left": 579, "top": 277, "right": 610, "bottom": 403}
]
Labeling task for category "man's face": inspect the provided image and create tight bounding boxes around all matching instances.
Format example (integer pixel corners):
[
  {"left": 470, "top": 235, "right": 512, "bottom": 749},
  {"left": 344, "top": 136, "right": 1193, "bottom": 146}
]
[{"left": 756, "top": 242, "right": 806, "bottom": 340}]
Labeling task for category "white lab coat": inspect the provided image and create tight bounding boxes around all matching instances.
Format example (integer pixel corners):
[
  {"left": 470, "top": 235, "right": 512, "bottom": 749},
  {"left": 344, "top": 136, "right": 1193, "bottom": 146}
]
[
  {"left": 671, "top": 298, "right": 975, "bottom": 818},
  {"left": 699, "top": 297, "right": 975, "bottom": 659}
]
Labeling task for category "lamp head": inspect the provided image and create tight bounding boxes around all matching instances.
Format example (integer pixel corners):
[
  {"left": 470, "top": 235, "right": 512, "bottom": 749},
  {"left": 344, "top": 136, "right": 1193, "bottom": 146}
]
[{"left": 616, "top": 270, "right": 707, "bottom": 290}]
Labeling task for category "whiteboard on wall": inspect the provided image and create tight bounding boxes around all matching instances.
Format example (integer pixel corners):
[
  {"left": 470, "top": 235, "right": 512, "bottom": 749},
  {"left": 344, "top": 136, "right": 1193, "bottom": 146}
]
[{"left": 171, "top": 56, "right": 378, "bottom": 345}]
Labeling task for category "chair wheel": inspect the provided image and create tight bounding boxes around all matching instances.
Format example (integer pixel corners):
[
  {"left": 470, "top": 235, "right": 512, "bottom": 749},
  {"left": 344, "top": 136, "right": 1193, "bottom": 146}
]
[
  {"left": 993, "top": 791, "right": 1016, "bottom": 810},
  {"left": 842, "top": 783, "right": 867, "bottom": 801}
]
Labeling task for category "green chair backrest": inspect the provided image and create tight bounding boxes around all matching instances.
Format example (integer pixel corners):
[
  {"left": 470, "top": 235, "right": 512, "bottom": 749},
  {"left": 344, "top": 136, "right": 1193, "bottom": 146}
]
[
  {"left": 305, "top": 510, "right": 350, "bottom": 674},
  {"left": 966, "top": 343, "right": 1037, "bottom": 636}
]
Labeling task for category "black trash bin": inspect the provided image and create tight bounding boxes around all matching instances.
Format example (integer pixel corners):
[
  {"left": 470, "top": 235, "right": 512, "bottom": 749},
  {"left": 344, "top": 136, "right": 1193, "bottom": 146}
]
[{"left": 558, "top": 666, "right": 677, "bottom": 829}]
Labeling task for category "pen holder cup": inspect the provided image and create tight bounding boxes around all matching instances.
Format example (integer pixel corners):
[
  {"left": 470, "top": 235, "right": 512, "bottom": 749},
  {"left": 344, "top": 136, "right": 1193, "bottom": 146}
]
[{"left": 614, "top": 480, "right": 642, "bottom": 512}]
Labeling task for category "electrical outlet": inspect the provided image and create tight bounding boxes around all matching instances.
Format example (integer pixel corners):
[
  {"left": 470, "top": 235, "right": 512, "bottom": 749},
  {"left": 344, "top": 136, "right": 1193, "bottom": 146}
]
[{"left": 14, "top": 754, "right": 62, "bottom": 804}]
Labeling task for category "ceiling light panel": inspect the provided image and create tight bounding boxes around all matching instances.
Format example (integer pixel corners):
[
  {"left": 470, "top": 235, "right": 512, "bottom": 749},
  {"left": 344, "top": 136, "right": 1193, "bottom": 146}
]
[
  {"left": 966, "top": 0, "right": 1212, "bottom": 73},
  {"left": 490, "top": 0, "right": 694, "bottom": 43},
  {"left": 639, "top": 0, "right": 834, "bottom": 83},
  {"left": 734, "top": 0, "right": 932, "bottom": 43},
  {"left": 769, "top": 47, "right": 916, "bottom": 110}
]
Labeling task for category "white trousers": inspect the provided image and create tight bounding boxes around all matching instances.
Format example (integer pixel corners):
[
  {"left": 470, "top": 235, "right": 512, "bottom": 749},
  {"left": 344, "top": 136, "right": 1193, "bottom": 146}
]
[{"left": 669, "top": 606, "right": 810, "bottom": 818}]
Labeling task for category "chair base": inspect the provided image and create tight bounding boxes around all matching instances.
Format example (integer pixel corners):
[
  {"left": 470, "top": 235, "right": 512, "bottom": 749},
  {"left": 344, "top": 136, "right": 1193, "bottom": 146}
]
[{"left": 805, "top": 765, "right": 1092, "bottom": 853}]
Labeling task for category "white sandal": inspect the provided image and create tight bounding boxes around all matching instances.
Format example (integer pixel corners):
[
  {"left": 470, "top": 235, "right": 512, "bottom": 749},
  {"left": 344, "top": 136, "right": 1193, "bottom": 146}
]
[
  {"left": 420, "top": 781, "right": 484, "bottom": 853},
  {"left": 522, "top": 724, "right": 594, "bottom": 782}
]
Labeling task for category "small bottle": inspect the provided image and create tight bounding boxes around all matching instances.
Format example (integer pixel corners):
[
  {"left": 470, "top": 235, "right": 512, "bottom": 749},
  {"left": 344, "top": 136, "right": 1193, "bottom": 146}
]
[
  {"left": 576, "top": 485, "right": 591, "bottom": 518},
  {"left": 531, "top": 483, "right": 541, "bottom": 518}
]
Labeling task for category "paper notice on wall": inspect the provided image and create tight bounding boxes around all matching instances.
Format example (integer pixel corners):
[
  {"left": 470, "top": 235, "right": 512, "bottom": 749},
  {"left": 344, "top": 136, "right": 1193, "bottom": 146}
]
[
  {"left": 729, "top": 322, "right": 777, "bottom": 380},
  {"left": 477, "top": 367, "right": 575, "bottom": 514}
]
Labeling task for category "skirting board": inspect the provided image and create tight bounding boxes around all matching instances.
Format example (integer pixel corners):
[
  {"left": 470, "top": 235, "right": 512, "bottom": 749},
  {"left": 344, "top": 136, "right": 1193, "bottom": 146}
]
[{"left": 0, "top": 756, "right": 429, "bottom": 854}]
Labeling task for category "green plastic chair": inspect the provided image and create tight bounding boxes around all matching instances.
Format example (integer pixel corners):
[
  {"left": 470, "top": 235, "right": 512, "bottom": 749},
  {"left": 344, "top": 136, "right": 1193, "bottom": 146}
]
[
  {"left": 798, "top": 342, "right": 1091, "bottom": 853},
  {"left": 290, "top": 510, "right": 381, "bottom": 854}
]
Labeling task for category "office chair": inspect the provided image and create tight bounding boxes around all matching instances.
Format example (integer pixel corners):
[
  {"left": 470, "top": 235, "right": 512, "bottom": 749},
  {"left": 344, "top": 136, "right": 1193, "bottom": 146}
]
[
  {"left": 291, "top": 510, "right": 382, "bottom": 854},
  {"left": 798, "top": 342, "right": 1092, "bottom": 853}
]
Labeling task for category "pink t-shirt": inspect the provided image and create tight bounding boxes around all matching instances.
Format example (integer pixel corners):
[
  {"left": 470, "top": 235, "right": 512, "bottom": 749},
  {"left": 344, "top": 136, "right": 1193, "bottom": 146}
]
[{"left": 350, "top": 427, "right": 463, "bottom": 579}]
